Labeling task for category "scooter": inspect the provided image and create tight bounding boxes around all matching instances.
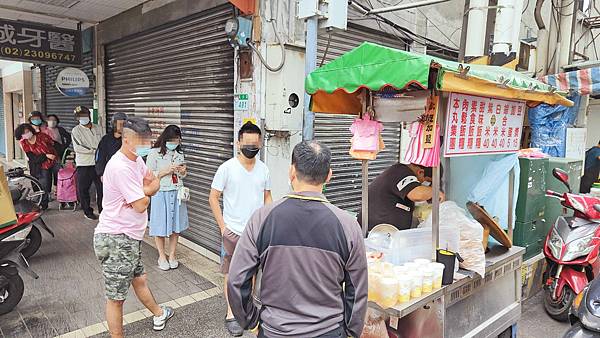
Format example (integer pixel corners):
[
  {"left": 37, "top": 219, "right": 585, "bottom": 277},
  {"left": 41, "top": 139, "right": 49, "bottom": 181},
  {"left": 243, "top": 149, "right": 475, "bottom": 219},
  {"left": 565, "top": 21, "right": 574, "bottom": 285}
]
[
  {"left": 0, "top": 213, "right": 40, "bottom": 315},
  {"left": 7, "top": 169, "right": 54, "bottom": 258},
  {"left": 543, "top": 168, "right": 600, "bottom": 321},
  {"left": 564, "top": 232, "right": 600, "bottom": 337}
]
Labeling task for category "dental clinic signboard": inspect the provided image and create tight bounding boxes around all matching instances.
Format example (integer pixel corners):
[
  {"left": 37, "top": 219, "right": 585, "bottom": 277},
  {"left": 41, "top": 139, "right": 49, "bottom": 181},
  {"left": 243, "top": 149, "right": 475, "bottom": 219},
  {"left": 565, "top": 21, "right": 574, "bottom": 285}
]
[
  {"left": 56, "top": 67, "right": 89, "bottom": 97},
  {"left": 444, "top": 93, "right": 525, "bottom": 157},
  {"left": 0, "top": 18, "right": 82, "bottom": 66}
]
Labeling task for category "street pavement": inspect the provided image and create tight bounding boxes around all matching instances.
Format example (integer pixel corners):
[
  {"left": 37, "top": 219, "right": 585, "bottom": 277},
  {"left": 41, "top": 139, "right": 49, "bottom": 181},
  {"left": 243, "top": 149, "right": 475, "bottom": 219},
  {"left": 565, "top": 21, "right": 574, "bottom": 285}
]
[
  {"left": 0, "top": 202, "right": 228, "bottom": 338},
  {"left": 0, "top": 198, "right": 577, "bottom": 338},
  {"left": 517, "top": 290, "right": 570, "bottom": 338}
]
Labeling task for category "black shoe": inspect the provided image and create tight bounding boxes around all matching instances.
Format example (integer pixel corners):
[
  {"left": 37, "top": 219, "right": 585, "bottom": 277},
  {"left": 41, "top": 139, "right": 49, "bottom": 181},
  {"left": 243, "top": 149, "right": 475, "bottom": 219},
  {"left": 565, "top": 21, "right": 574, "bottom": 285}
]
[
  {"left": 84, "top": 212, "right": 98, "bottom": 220},
  {"left": 224, "top": 317, "right": 243, "bottom": 337}
]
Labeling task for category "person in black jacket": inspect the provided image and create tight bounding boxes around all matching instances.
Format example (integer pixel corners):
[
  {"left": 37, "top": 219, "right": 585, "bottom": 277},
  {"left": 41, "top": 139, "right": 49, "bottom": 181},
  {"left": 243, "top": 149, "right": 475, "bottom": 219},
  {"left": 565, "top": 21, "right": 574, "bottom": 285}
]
[
  {"left": 95, "top": 113, "right": 128, "bottom": 180},
  {"left": 46, "top": 114, "right": 72, "bottom": 189},
  {"left": 46, "top": 114, "right": 72, "bottom": 159}
]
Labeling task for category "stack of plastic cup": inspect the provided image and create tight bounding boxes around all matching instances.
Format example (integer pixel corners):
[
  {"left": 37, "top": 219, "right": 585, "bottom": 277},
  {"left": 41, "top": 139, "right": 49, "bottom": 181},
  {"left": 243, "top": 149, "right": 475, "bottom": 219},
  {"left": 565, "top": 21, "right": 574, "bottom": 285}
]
[
  {"left": 397, "top": 275, "right": 412, "bottom": 303},
  {"left": 378, "top": 275, "right": 399, "bottom": 308},
  {"left": 420, "top": 266, "right": 434, "bottom": 293},
  {"left": 408, "top": 270, "right": 423, "bottom": 298},
  {"left": 430, "top": 262, "right": 445, "bottom": 289}
]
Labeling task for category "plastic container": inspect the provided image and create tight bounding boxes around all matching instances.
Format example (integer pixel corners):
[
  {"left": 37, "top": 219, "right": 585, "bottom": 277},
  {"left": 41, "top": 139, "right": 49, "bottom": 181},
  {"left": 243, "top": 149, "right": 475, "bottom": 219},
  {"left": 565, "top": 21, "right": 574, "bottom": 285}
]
[
  {"left": 397, "top": 275, "right": 412, "bottom": 303},
  {"left": 430, "top": 262, "right": 445, "bottom": 289},
  {"left": 408, "top": 270, "right": 423, "bottom": 298},
  {"left": 420, "top": 266, "right": 434, "bottom": 293},
  {"left": 403, "top": 262, "right": 420, "bottom": 270},
  {"left": 393, "top": 265, "right": 408, "bottom": 277},
  {"left": 380, "top": 262, "right": 395, "bottom": 275},
  {"left": 414, "top": 258, "right": 431, "bottom": 266},
  {"left": 377, "top": 276, "right": 399, "bottom": 308},
  {"left": 368, "top": 271, "right": 382, "bottom": 303},
  {"left": 390, "top": 226, "right": 459, "bottom": 265}
]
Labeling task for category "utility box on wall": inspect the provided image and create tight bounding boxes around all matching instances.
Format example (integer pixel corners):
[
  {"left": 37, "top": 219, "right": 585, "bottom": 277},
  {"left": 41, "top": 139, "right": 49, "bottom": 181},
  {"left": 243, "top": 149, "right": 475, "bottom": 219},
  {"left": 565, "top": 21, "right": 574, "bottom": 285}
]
[{"left": 264, "top": 46, "right": 304, "bottom": 132}]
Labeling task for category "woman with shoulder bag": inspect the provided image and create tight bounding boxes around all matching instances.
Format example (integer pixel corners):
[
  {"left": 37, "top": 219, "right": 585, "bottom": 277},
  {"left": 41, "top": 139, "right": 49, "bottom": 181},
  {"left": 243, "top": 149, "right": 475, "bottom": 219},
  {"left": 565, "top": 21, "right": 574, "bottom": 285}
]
[
  {"left": 146, "top": 125, "right": 189, "bottom": 271},
  {"left": 15, "top": 123, "right": 57, "bottom": 210}
]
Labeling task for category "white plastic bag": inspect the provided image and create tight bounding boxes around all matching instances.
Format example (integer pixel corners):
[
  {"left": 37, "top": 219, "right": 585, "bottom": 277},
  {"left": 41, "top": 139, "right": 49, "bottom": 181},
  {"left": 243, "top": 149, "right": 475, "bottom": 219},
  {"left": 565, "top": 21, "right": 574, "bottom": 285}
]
[{"left": 420, "top": 201, "right": 485, "bottom": 277}]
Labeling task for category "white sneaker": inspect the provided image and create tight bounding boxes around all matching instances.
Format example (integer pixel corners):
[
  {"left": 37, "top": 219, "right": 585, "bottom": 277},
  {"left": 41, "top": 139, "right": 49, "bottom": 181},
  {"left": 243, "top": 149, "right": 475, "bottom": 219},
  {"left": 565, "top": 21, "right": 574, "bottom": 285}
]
[
  {"left": 153, "top": 306, "right": 174, "bottom": 331},
  {"left": 169, "top": 259, "right": 179, "bottom": 269},
  {"left": 158, "top": 259, "right": 170, "bottom": 271}
]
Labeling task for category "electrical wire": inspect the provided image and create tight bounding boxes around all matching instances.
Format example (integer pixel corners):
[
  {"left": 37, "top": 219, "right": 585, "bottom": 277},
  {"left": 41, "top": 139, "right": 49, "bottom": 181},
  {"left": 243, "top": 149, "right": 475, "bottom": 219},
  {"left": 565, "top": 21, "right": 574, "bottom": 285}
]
[
  {"left": 416, "top": 8, "right": 460, "bottom": 48},
  {"left": 356, "top": 1, "right": 460, "bottom": 53},
  {"left": 247, "top": 1, "right": 285, "bottom": 72},
  {"left": 319, "top": 33, "right": 333, "bottom": 67},
  {"left": 522, "top": 0, "right": 530, "bottom": 14}
]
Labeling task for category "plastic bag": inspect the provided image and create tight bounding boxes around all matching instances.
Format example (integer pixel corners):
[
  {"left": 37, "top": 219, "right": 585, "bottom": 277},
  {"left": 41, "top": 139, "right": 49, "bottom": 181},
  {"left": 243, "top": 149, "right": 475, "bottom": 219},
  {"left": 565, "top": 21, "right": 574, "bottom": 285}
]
[
  {"left": 420, "top": 201, "right": 485, "bottom": 277},
  {"left": 361, "top": 308, "right": 389, "bottom": 338},
  {"left": 528, "top": 93, "right": 580, "bottom": 157}
]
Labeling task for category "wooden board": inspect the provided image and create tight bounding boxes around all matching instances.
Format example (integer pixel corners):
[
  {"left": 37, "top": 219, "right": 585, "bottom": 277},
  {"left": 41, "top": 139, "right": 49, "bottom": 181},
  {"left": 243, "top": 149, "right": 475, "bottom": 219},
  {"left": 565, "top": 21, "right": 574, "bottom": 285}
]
[{"left": 466, "top": 201, "right": 512, "bottom": 249}]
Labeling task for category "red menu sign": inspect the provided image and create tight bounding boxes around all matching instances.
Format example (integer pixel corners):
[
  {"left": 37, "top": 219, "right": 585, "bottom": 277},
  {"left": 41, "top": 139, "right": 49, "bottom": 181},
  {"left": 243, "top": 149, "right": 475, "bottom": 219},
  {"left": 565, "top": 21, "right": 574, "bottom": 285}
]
[{"left": 444, "top": 93, "right": 525, "bottom": 157}]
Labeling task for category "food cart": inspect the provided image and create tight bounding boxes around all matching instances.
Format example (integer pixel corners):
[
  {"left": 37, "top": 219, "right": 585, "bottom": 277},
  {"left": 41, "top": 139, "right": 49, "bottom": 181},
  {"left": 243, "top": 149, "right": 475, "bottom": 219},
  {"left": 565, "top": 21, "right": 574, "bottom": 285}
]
[{"left": 305, "top": 42, "right": 573, "bottom": 337}]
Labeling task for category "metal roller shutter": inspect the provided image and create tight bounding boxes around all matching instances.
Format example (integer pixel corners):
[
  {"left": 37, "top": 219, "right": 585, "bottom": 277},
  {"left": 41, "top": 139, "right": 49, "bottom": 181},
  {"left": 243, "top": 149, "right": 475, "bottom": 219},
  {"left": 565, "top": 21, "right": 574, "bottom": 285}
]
[
  {"left": 316, "top": 24, "right": 408, "bottom": 212},
  {"left": 44, "top": 52, "right": 95, "bottom": 132},
  {"left": 105, "top": 4, "right": 234, "bottom": 254},
  {"left": 0, "top": 80, "right": 4, "bottom": 156}
]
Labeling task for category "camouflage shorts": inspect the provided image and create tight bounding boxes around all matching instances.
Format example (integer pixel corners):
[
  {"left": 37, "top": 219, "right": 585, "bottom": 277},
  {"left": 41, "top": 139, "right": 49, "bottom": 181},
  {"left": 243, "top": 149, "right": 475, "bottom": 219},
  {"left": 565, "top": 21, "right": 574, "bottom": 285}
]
[{"left": 93, "top": 233, "right": 145, "bottom": 301}]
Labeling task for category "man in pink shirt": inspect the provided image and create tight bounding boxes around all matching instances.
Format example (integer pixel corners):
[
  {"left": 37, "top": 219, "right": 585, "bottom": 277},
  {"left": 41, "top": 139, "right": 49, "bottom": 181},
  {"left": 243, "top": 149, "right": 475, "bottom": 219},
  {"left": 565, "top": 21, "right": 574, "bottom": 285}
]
[{"left": 93, "top": 117, "right": 174, "bottom": 337}]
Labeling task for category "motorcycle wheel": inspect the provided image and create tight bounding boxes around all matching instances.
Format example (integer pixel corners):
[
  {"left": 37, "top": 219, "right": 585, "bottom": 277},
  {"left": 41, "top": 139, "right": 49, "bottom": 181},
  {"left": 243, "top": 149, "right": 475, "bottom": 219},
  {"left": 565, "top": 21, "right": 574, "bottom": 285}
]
[
  {"left": 544, "top": 284, "right": 575, "bottom": 322},
  {"left": 20, "top": 226, "right": 42, "bottom": 259},
  {"left": 0, "top": 274, "right": 24, "bottom": 315}
]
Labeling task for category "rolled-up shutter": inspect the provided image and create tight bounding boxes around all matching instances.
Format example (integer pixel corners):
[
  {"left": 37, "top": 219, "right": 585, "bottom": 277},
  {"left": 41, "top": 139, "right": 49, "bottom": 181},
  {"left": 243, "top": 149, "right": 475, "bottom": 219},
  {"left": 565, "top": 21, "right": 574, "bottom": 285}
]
[
  {"left": 0, "top": 80, "right": 4, "bottom": 155},
  {"left": 105, "top": 4, "right": 234, "bottom": 254},
  {"left": 44, "top": 52, "right": 95, "bottom": 132},
  {"left": 316, "top": 24, "right": 408, "bottom": 212}
]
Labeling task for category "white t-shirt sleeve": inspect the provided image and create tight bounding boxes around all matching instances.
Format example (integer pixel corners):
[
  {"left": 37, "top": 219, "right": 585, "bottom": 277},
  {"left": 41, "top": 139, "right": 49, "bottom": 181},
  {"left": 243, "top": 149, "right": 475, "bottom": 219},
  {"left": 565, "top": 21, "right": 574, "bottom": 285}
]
[
  {"left": 264, "top": 166, "right": 271, "bottom": 191},
  {"left": 211, "top": 162, "right": 227, "bottom": 191}
]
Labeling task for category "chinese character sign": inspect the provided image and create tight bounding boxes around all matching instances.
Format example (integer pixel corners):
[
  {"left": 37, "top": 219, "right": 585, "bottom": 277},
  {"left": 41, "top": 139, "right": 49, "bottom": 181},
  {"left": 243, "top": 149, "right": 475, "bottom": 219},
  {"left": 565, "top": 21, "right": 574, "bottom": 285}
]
[
  {"left": 422, "top": 93, "right": 438, "bottom": 149},
  {"left": 444, "top": 93, "right": 525, "bottom": 157},
  {"left": 0, "top": 19, "right": 82, "bottom": 66}
]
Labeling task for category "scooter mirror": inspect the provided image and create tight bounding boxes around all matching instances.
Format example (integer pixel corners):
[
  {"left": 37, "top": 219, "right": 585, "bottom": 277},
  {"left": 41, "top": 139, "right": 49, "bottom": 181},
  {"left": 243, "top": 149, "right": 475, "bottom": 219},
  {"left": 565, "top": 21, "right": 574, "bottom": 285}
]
[
  {"left": 552, "top": 168, "right": 571, "bottom": 192},
  {"left": 595, "top": 204, "right": 600, "bottom": 213}
]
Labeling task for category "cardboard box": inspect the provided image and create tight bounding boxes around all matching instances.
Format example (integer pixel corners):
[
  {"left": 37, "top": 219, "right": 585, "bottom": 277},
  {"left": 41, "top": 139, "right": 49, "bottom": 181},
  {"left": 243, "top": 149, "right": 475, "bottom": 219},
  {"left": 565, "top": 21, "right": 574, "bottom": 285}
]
[{"left": 0, "top": 165, "right": 17, "bottom": 228}]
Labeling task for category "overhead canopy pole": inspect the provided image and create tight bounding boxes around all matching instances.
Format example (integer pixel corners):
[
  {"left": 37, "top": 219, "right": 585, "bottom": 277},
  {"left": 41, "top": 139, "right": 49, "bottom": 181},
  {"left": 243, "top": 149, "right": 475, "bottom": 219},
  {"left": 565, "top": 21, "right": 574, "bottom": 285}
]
[{"left": 367, "top": 0, "right": 452, "bottom": 14}]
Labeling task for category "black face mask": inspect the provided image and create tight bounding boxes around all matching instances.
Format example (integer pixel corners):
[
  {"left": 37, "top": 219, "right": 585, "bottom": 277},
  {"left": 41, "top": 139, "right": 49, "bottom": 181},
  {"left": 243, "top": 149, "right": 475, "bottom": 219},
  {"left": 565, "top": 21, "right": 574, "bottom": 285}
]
[{"left": 241, "top": 146, "right": 260, "bottom": 159}]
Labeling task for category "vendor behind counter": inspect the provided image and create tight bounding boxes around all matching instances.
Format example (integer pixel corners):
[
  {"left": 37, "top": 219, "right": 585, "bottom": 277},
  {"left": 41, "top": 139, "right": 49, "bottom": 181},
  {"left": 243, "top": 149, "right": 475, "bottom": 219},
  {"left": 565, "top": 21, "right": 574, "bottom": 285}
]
[{"left": 358, "top": 163, "right": 444, "bottom": 234}]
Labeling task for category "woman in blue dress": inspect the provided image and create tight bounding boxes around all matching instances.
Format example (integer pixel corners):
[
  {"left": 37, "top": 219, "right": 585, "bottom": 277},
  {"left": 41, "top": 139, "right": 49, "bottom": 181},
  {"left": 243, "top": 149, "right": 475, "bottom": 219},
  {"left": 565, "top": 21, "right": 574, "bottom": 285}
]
[{"left": 146, "top": 125, "right": 189, "bottom": 270}]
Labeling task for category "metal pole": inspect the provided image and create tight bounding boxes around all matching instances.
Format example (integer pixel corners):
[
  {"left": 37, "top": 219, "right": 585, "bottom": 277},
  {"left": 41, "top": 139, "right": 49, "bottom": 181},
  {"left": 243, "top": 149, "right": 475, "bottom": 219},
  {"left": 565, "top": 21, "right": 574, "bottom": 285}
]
[
  {"left": 432, "top": 164, "right": 440, "bottom": 259},
  {"left": 362, "top": 160, "right": 369, "bottom": 238},
  {"left": 302, "top": 16, "right": 318, "bottom": 141},
  {"left": 368, "top": 0, "right": 452, "bottom": 14},
  {"left": 508, "top": 168, "right": 515, "bottom": 241}
]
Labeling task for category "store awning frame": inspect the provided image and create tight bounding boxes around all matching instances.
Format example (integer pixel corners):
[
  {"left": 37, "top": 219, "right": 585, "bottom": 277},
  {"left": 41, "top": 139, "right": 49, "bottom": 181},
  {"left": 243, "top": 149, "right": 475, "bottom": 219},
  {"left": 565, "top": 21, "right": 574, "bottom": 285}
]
[
  {"left": 306, "top": 42, "right": 573, "bottom": 114},
  {"left": 541, "top": 67, "right": 600, "bottom": 96}
]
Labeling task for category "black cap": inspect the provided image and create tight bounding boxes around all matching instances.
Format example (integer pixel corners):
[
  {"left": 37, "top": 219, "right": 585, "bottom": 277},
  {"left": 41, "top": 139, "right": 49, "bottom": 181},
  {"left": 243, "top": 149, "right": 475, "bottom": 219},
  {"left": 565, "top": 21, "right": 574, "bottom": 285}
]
[
  {"left": 29, "top": 111, "right": 42, "bottom": 117},
  {"left": 123, "top": 116, "right": 152, "bottom": 137}
]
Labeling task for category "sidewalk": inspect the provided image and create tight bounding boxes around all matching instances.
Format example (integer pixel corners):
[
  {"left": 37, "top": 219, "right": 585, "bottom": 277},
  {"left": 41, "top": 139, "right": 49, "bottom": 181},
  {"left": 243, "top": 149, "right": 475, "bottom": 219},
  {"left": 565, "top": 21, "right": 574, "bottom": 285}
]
[{"left": 0, "top": 201, "right": 244, "bottom": 338}]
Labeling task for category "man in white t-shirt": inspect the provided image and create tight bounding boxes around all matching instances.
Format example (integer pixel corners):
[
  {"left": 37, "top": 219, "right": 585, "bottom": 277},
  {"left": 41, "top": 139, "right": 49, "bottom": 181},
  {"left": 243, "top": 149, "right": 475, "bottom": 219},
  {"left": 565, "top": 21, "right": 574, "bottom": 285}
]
[{"left": 209, "top": 121, "right": 272, "bottom": 337}]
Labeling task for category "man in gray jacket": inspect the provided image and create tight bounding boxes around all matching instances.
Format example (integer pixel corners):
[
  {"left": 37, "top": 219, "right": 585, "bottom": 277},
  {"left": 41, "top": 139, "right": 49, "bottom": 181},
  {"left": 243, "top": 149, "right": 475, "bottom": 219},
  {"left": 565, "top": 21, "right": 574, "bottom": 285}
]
[
  {"left": 72, "top": 106, "right": 103, "bottom": 220},
  {"left": 228, "top": 141, "right": 368, "bottom": 338}
]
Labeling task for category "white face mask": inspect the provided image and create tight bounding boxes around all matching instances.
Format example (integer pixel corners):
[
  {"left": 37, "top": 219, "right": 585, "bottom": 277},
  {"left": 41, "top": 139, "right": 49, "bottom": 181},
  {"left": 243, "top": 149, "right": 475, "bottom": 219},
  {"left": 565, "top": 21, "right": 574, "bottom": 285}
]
[{"left": 48, "top": 121, "right": 57, "bottom": 128}]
